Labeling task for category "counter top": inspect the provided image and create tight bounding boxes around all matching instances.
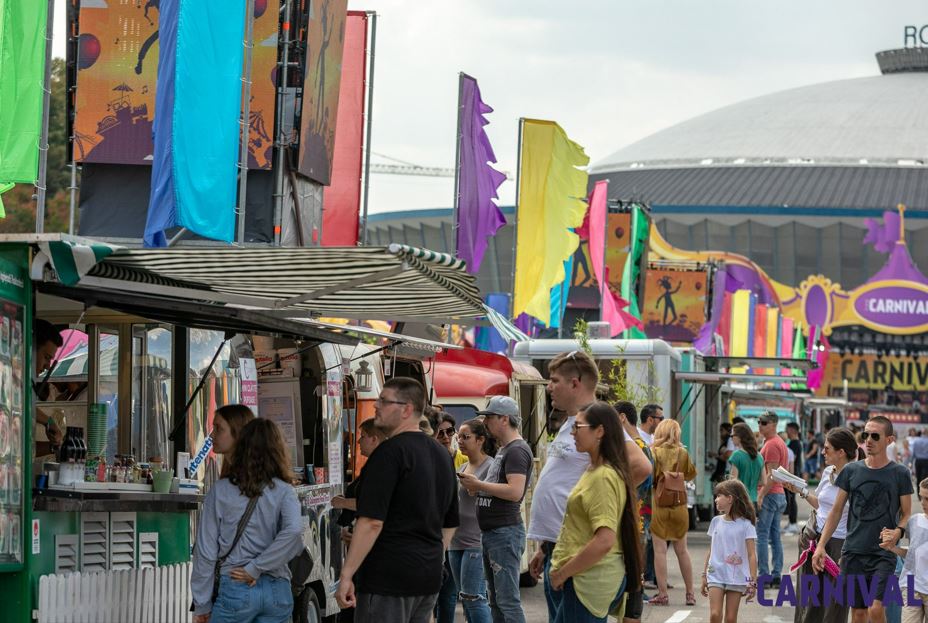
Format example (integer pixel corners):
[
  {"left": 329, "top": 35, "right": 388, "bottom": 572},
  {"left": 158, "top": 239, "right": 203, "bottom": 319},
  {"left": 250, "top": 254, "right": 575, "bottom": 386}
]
[{"left": 33, "top": 488, "right": 203, "bottom": 513}]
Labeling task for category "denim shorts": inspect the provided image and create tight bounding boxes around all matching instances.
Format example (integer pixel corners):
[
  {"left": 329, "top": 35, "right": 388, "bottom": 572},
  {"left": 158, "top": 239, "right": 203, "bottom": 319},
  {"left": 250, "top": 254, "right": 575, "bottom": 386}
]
[{"left": 707, "top": 582, "right": 747, "bottom": 593}]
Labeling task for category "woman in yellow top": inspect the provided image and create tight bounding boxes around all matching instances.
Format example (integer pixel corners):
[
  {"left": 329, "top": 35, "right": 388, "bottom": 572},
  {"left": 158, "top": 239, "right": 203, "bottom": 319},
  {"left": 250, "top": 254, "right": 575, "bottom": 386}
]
[
  {"left": 548, "top": 402, "right": 643, "bottom": 622},
  {"left": 649, "top": 418, "right": 698, "bottom": 607}
]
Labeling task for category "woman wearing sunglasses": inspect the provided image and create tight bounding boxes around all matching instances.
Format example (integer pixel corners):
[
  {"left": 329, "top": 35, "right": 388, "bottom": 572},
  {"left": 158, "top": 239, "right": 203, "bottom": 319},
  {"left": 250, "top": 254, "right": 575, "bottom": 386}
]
[
  {"left": 785, "top": 427, "right": 861, "bottom": 623},
  {"left": 548, "top": 402, "right": 642, "bottom": 622}
]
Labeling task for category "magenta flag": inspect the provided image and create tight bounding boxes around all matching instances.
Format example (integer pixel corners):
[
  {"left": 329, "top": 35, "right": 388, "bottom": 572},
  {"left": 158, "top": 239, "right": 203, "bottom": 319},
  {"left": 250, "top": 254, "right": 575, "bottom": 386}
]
[
  {"left": 587, "top": 180, "right": 640, "bottom": 336},
  {"left": 455, "top": 74, "right": 506, "bottom": 274}
]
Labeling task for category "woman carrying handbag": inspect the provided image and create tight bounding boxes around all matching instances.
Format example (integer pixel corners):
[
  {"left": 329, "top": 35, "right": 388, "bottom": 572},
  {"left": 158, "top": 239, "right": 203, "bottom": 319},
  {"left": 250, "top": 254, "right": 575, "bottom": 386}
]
[
  {"left": 192, "top": 418, "right": 305, "bottom": 623},
  {"left": 649, "top": 419, "right": 697, "bottom": 606}
]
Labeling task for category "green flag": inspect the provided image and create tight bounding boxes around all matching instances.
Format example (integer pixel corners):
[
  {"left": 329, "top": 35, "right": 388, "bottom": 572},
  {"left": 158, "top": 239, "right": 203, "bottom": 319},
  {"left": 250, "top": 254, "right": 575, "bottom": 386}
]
[
  {"left": 621, "top": 204, "right": 650, "bottom": 339},
  {"left": 0, "top": 0, "right": 49, "bottom": 217}
]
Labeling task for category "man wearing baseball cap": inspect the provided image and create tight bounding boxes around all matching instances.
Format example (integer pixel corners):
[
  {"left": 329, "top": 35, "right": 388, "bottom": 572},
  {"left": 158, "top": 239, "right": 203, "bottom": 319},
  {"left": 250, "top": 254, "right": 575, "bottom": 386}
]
[{"left": 459, "top": 396, "right": 534, "bottom": 623}]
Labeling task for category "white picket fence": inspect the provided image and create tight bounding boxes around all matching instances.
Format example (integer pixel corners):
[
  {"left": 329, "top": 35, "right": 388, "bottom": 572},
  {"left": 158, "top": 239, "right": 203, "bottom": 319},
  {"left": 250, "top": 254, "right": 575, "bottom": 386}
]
[{"left": 37, "top": 563, "right": 192, "bottom": 623}]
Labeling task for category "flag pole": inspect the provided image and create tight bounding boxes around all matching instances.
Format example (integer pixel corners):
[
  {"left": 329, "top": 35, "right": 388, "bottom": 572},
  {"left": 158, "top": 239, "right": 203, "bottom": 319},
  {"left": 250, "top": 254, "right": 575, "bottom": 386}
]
[
  {"left": 35, "top": 0, "right": 55, "bottom": 234},
  {"left": 358, "top": 11, "right": 377, "bottom": 246},
  {"left": 236, "top": 0, "right": 257, "bottom": 244},
  {"left": 451, "top": 72, "right": 466, "bottom": 257},
  {"left": 509, "top": 118, "right": 524, "bottom": 326}
]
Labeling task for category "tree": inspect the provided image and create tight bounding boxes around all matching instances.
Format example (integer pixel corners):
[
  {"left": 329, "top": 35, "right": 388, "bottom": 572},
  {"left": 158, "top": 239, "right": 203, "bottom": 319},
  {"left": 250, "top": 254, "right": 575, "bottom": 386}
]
[{"left": 1, "top": 58, "right": 71, "bottom": 233}]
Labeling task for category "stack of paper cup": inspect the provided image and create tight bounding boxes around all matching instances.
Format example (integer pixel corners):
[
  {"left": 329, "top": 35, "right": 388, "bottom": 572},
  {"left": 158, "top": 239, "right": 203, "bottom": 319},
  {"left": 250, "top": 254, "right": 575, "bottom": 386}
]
[{"left": 87, "top": 403, "right": 108, "bottom": 457}]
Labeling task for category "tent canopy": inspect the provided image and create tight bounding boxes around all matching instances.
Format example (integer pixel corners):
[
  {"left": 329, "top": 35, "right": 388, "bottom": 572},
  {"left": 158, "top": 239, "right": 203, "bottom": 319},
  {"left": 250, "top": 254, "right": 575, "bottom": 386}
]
[{"left": 22, "top": 236, "right": 528, "bottom": 342}]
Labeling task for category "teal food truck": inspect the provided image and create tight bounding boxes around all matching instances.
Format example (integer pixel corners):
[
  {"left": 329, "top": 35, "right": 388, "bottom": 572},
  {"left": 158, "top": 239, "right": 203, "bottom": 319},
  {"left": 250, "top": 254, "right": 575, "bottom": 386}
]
[{"left": 0, "top": 235, "right": 511, "bottom": 623}]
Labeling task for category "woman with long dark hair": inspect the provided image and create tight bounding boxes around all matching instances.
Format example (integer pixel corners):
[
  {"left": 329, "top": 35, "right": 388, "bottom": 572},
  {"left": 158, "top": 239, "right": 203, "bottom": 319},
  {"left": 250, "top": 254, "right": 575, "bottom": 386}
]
[
  {"left": 211, "top": 404, "right": 256, "bottom": 477},
  {"left": 787, "top": 426, "right": 860, "bottom": 623},
  {"left": 192, "top": 418, "right": 304, "bottom": 623},
  {"left": 548, "top": 402, "right": 642, "bottom": 622},
  {"left": 728, "top": 422, "right": 767, "bottom": 510}
]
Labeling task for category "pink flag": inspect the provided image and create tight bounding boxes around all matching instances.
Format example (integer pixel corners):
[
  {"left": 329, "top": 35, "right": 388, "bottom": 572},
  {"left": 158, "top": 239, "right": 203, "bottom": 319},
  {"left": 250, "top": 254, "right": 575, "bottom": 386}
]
[{"left": 587, "top": 180, "right": 641, "bottom": 336}]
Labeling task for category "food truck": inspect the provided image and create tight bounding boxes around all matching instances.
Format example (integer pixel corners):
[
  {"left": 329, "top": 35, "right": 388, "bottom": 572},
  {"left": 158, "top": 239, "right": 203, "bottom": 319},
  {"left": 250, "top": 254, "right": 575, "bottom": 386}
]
[{"left": 0, "top": 235, "right": 522, "bottom": 623}]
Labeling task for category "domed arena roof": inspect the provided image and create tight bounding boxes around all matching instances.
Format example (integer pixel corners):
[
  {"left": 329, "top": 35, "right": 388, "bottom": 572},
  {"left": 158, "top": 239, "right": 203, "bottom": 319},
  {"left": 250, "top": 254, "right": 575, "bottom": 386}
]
[{"left": 589, "top": 50, "right": 928, "bottom": 212}]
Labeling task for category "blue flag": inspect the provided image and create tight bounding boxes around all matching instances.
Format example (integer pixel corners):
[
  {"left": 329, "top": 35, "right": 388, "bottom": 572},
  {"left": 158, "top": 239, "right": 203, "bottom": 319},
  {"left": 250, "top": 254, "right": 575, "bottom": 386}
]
[{"left": 144, "top": 0, "right": 247, "bottom": 246}]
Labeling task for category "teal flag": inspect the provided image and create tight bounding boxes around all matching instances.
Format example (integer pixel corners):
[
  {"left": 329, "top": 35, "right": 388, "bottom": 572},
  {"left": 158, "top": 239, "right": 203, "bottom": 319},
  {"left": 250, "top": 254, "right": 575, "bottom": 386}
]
[{"left": 0, "top": 0, "right": 48, "bottom": 216}]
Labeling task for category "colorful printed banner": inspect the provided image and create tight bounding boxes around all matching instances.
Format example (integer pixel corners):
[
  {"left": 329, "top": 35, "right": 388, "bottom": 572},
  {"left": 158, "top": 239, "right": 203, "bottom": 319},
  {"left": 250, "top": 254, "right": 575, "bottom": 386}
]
[
  {"left": 71, "top": 0, "right": 278, "bottom": 168},
  {"left": 321, "top": 11, "right": 367, "bottom": 246},
  {"left": 297, "top": 0, "right": 348, "bottom": 184},
  {"left": 620, "top": 204, "right": 649, "bottom": 338},
  {"left": 454, "top": 74, "right": 506, "bottom": 273},
  {"left": 642, "top": 267, "right": 708, "bottom": 342},
  {"left": 0, "top": 0, "right": 49, "bottom": 215},
  {"left": 569, "top": 212, "right": 631, "bottom": 308},
  {"left": 513, "top": 119, "right": 589, "bottom": 325},
  {"left": 144, "top": 0, "right": 247, "bottom": 246}
]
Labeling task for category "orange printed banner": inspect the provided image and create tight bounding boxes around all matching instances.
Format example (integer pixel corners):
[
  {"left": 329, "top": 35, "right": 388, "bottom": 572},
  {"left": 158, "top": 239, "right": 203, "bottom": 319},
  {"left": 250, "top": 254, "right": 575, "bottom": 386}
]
[
  {"left": 72, "top": 0, "right": 278, "bottom": 168},
  {"left": 642, "top": 267, "right": 709, "bottom": 342}
]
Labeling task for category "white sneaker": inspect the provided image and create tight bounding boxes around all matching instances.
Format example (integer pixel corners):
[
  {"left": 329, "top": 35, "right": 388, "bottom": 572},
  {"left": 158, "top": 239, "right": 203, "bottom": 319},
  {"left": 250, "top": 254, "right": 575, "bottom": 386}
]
[{"left": 784, "top": 523, "right": 799, "bottom": 535}]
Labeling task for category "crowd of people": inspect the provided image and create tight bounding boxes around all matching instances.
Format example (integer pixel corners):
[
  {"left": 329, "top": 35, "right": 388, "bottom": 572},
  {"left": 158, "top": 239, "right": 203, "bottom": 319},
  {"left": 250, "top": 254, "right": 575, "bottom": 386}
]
[{"left": 183, "top": 347, "right": 928, "bottom": 623}]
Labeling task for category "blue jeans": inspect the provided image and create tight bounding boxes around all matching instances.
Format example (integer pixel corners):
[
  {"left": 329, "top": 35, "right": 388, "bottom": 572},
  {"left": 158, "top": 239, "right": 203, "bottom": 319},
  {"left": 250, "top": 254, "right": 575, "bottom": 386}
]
[
  {"left": 550, "top": 576, "right": 626, "bottom": 623},
  {"left": 449, "top": 549, "right": 492, "bottom": 623},
  {"left": 211, "top": 574, "right": 293, "bottom": 623},
  {"left": 542, "top": 547, "right": 557, "bottom": 622},
  {"left": 481, "top": 524, "right": 526, "bottom": 623},
  {"left": 436, "top": 554, "right": 457, "bottom": 623},
  {"left": 756, "top": 493, "right": 787, "bottom": 577}
]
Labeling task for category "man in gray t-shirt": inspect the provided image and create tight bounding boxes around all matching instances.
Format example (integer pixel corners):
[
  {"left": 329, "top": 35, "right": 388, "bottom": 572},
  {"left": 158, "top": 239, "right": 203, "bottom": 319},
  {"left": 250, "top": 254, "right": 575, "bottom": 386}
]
[{"left": 459, "top": 396, "right": 532, "bottom": 623}]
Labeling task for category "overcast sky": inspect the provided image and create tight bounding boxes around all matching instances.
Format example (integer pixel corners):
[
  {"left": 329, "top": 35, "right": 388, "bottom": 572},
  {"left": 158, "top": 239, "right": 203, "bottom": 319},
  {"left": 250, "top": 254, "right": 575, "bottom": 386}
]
[{"left": 52, "top": 0, "right": 927, "bottom": 214}]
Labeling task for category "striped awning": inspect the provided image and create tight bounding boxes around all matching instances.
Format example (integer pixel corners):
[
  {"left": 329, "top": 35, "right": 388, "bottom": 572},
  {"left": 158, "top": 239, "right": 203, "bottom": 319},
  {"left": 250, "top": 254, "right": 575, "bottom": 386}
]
[{"left": 33, "top": 238, "right": 528, "bottom": 341}]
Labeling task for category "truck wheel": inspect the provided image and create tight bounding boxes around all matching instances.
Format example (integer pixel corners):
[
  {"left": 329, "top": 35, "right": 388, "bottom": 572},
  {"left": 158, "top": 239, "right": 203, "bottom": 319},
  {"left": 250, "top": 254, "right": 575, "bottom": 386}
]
[{"left": 295, "top": 587, "right": 322, "bottom": 623}]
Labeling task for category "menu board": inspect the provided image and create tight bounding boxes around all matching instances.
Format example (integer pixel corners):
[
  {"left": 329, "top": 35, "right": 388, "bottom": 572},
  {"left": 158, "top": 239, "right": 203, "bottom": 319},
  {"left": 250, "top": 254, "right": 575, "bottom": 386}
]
[{"left": 0, "top": 303, "right": 23, "bottom": 563}]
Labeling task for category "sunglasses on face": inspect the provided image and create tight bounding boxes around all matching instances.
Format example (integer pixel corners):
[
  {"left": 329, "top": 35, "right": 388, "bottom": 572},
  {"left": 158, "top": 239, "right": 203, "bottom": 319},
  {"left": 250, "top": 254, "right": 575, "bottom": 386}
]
[
  {"left": 437, "top": 427, "right": 455, "bottom": 439},
  {"left": 571, "top": 422, "right": 593, "bottom": 432},
  {"left": 458, "top": 433, "right": 473, "bottom": 441},
  {"left": 860, "top": 431, "right": 882, "bottom": 442},
  {"left": 758, "top": 420, "right": 770, "bottom": 426}
]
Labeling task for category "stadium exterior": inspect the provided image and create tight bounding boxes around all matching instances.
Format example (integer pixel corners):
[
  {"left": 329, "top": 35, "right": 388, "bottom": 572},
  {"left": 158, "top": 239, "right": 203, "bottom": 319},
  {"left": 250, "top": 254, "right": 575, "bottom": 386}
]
[{"left": 369, "top": 49, "right": 928, "bottom": 303}]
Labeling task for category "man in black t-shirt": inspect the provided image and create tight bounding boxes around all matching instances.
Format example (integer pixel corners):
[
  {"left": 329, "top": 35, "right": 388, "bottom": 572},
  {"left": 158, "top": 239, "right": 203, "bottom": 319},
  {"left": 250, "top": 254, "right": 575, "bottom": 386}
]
[
  {"left": 813, "top": 416, "right": 913, "bottom": 623},
  {"left": 459, "top": 396, "right": 533, "bottom": 623},
  {"left": 336, "top": 377, "right": 459, "bottom": 623}
]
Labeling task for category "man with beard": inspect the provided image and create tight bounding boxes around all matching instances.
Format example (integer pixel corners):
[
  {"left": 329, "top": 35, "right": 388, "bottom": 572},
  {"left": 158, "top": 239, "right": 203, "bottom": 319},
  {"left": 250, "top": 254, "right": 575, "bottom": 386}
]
[{"left": 525, "top": 350, "right": 652, "bottom": 621}]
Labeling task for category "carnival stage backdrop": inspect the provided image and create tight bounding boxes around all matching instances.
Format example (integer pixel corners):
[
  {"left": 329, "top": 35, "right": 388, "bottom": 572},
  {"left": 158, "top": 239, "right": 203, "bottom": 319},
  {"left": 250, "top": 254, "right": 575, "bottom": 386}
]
[{"left": 641, "top": 267, "right": 708, "bottom": 343}]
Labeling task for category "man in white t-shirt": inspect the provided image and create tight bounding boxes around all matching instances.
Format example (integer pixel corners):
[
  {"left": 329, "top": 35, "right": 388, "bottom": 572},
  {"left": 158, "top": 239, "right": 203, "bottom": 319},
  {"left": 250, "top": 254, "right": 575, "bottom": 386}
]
[{"left": 526, "top": 350, "right": 652, "bottom": 621}]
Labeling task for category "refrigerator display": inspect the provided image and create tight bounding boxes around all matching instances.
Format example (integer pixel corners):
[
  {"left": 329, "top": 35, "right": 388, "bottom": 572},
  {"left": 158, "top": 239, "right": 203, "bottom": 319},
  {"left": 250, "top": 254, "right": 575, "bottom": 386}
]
[{"left": 0, "top": 304, "right": 24, "bottom": 564}]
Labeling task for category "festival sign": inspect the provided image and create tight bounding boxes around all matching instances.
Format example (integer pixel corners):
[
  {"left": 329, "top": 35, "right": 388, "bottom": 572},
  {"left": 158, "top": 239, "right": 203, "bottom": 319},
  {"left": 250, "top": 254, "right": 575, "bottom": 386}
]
[
  {"left": 72, "top": 0, "right": 279, "bottom": 168},
  {"left": 568, "top": 212, "right": 631, "bottom": 308},
  {"left": 641, "top": 267, "right": 708, "bottom": 342}
]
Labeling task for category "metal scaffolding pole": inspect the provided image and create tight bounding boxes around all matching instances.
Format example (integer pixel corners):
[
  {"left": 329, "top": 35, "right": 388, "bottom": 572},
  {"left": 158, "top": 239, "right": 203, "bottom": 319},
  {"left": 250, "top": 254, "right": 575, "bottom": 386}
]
[
  {"left": 359, "top": 11, "right": 377, "bottom": 246},
  {"left": 236, "top": 0, "right": 257, "bottom": 244},
  {"left": 35, "top": 0, "right": 55, "bottom": 234},
  {"left": 272, "top": 0, "right": 292, "bottom": 247}
]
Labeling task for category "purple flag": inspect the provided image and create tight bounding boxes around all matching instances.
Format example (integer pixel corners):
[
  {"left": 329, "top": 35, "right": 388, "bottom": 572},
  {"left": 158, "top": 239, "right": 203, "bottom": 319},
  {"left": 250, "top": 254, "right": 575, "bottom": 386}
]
[
  {"left": 455, "top": 74, "right": 506, "bottom": 274},
  {"left": 863, "top": 210, "right": 900, "bottom": 253}
]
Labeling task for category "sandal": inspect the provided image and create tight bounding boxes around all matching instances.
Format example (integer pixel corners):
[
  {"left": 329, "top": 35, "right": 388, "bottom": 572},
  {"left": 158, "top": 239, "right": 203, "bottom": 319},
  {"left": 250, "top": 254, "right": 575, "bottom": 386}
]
[
  {"left": 649, "top": 594, "right": 669, "bottom": 606},
  {"left": 686, "top": 592, "right": 696, "bottom": 606}
]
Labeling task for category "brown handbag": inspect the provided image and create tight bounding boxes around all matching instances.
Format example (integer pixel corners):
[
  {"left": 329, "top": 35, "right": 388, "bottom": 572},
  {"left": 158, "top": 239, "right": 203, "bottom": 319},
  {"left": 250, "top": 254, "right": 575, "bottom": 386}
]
[{"left": 655, "top": 450, "right": 686, "bottom": 508}]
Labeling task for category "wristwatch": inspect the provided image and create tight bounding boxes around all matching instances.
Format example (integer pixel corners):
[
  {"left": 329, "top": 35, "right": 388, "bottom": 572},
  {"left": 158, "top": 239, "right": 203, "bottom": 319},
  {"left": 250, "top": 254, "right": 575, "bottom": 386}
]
[{"left": 896, "top": 526, "right": 906, "bottom": 538}]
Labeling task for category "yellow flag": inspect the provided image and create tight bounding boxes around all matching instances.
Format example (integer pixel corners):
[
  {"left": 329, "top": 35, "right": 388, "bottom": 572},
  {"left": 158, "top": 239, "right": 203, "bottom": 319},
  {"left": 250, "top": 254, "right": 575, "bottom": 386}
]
[{"left": 513, "top": 119, "right": 589, "bottom": 324}]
